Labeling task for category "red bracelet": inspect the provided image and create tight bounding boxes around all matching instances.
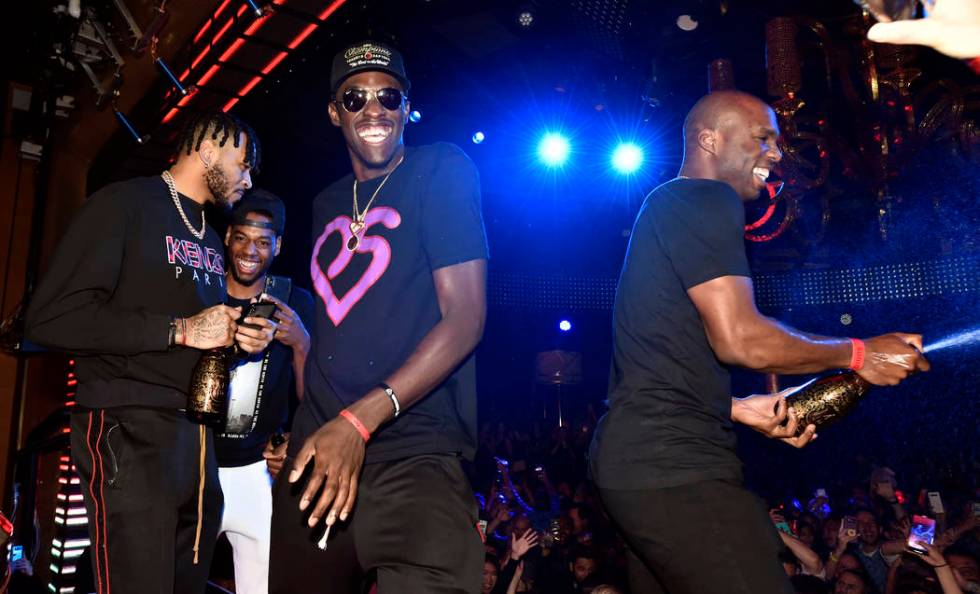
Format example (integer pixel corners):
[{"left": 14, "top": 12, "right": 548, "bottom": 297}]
[
  {"left": 339, "top": 409, "right": 371, "bottom": 443},
  {"left": 848, "top": 338, "right": 866, "bottom": 371},
  {"left": 968, "top": 57, "right": 980, "bottom": 75}
]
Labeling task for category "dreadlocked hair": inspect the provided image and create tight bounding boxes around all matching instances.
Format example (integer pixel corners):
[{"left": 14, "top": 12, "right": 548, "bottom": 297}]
[{"left": 175, "top": 111, "right": 261, "bottom": 171}]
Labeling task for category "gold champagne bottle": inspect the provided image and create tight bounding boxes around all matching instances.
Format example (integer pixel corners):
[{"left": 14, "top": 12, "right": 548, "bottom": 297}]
[
  {"left": 783, "top": 371, "right": 872, "bottom": 435},
  {"left": 188, "top": 348, "right": 229, "bottom": 426}
]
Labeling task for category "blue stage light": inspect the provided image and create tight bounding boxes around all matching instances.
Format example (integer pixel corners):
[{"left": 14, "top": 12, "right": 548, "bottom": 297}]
[
  {"left": 611, "top": 143, "right": 644, "bottom": 174},
  {"left": 472, "top": 131, "right": 485, "bottom": 144},
  {"left": 559, "top": 319, "right": 572, "bottom": 332},
  {"left": 538, "top": 133, "right": 570, "bottom": 167}
]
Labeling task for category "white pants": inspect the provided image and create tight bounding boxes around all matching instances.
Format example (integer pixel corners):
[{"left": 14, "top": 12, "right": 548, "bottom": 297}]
[{"left": 218, "top": 459, "right": 273, "bottom": 594}]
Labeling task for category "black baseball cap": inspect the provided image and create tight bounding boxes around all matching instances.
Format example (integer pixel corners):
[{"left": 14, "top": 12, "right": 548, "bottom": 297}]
[
  {"left": 330, "top": 40, "right": 411, "bottom": 94},
  {"left": 230, "top": 189, "right": 285, "bottom": 235}
]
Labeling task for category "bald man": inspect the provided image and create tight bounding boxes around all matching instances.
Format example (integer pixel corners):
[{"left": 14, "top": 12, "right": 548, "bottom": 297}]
[{"left": 589, "top": 91, "right": 928, "bottom": 594}]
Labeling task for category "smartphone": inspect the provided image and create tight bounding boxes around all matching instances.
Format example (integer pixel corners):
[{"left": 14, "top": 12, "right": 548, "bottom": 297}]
[
  {"left": 907, "top": 515, "right": 936, "bottom": 555},
  {"left": 238, "top": 301, "right": 277, "bottom": 330},
  {"left": 927, "top": 492, "right": 945, "bottom": 515},
  {"left": 10, "top": 544, "right": 23, "bottom": 562},
  {"left": 843, "top": 515, "right": 858, "bottom": 537},
  {"left": 264, "top": 276, "right": 292, "bottom": 302}
]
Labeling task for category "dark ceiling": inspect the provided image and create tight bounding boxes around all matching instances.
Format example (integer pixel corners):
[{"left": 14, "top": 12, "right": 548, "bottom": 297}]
[{"left": 8, "top": 0, "right": 980, "bottom": 285}]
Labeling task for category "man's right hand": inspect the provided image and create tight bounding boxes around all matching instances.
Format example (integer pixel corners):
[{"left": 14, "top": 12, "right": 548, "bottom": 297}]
[
  {"left": 263, "top": 433, "right": 289, "bottom": 479},
  {"left": 857, "top": 333, "right": 930, "bottom": 386},
  {"left": 181, "top": 305, "right": 240, "bottom": 350}
]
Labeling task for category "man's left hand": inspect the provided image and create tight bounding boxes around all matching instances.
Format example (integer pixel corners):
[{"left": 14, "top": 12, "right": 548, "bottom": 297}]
[
  {"left": 732, "top": 390, "right": 817, "bottom": 449},
  {"left": 236, "top": 316, "right": 277, "bottom": 354},
  {"left": 261, "top": 294, "right": 311, "bottom": 353}
]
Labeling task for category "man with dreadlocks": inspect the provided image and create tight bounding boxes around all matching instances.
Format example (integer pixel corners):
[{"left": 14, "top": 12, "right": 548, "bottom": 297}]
[{"left": 26, "top": 112, "right": 277, "bottom": 594}]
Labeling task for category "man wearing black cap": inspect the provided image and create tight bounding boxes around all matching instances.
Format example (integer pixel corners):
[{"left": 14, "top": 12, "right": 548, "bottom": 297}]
[
  {"left": 215, "top": 190, "right": 314, "bottom": 594},
  {"left": 269, "top": 40, "right": 488, "bottom": 592}
]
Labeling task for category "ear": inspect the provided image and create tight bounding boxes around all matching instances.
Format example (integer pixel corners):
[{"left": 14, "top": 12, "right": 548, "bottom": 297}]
[
  {"left": 328, "top": 100, "right": 341, "bottom": 128},
  {"left": 697, "top": 128, "right": 718, "bottom": 156},
  {"left": 274, "top": 236, "right": 282, "bottom": 257},
  {"left": 403, "top": 99, "right": 411, "bottom": 120},
  {"left": 224, "top": 226, "right": 232, "bottom": 247},
  {"left": 199, "top": 139, "right": 217, "bottom": 167}
]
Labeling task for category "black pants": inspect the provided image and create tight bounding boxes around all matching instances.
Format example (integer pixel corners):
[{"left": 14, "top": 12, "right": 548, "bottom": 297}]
[
  {"left": 70, "top": 407, "right": 223, "bottom": 594},
  {"left": 269, "top": 453, "right": 483, "bottom": 594},
  {"left": 599, "top": 479, "right": 794, "bottom": 594}
]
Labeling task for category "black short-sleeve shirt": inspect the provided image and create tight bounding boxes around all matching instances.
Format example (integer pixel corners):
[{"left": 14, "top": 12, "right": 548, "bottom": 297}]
[
  {"left": 591, "top": 178, "right": 752, "bottom": 489},
  {"left": 294, "top": 142, "right": 488, "bottom": 463}
]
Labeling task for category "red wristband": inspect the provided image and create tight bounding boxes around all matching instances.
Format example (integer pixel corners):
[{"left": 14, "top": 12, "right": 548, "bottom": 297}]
[
  {"left": 968, "top": 58, "right": 980, "bottom": 75},
  {"left": 849, "top": 338, "right": 866, "bottom": 371},
  {"left": 339, "top": 409, "right": 370, "bottom": 443}
]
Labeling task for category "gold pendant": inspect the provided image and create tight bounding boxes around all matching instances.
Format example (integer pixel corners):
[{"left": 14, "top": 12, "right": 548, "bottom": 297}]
[{"left": 347, "top": 219, "right": 364, "bottom": 252}]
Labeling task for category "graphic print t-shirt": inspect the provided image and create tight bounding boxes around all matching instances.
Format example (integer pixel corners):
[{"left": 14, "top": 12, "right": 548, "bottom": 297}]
[
  {"left": 25, "top": 176, "right": 227, "bottom": 409},
  {"left": 213, "top": 288, "right": 315, "bottom": 467},
  {"left": 591, "top": 178, "right": 752, "bottom": 490},
  {"left": 294, "top": 143, "right": 488, "bottom": 463}
]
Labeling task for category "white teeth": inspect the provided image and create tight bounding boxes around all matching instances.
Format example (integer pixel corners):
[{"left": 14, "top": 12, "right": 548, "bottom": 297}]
[
  {"left": 356, "top": 125, "right": 392, "bottom": 143},
  {"left": 753, "top": 167, "right": 770, "bottom": 181},
  {"left": 237, "top": 258, "right": 258, "bottom": 272}
]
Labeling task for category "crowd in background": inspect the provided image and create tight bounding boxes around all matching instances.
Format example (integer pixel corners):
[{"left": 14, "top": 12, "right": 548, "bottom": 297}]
[{"left": 471, "top": 415, "right": 980, "bottom": 594}]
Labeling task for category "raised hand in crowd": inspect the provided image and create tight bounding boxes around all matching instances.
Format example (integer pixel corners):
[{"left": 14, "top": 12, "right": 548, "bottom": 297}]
[
  {"left": 508, "top": 530, "right": 540, "bottom": 562},
  {"left": 827, "top": 517, "right": 861, "bottom": 578},
  {"left": 505, "top": 561, "right": 524, "bottom": 594},
  {"left": 769, "top": 510, "right": 825, "bottom": 578},
  {"left": 920, "top": 543, "right": 966, "bottom": 594}
]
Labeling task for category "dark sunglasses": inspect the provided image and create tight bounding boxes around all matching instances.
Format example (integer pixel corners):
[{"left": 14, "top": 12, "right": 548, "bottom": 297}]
[{"left": 339, "top": 87, "right": 405, "bottom": 113}]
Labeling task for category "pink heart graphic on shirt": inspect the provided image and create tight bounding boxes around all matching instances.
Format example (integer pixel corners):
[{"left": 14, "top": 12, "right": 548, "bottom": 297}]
[{"left": 310, "top": 207, "right": 401, "bottom": 326}]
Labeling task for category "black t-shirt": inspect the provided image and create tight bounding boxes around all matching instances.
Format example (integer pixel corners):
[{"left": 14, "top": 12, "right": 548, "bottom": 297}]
[
  {"left": 213, "top": 285, "right": 315, "bottom": 467},
  {"left": 591, "top": 178, "right": 752, "bottom": 489},
  {"left": 25, "top": 177, "right": 227, "bottom": 409},
  {"left": 292, "top": 142, "right": 488, "bottom": 464}
]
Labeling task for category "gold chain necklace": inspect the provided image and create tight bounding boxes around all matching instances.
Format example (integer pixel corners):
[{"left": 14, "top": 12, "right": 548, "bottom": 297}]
[
  {"left": 161, "top": 170, "right": 206, "bottom": 240},
  {"left": 347, "top": 155, "right": 404, "bottom": 252}
]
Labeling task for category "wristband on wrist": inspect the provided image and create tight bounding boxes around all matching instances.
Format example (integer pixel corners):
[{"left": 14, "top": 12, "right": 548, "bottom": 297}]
[
  {"left": 339, "top": 409, "right": 371, "bottom": 442},
  {"left": 168, "top": 318, "right": 178, "bottom": 348},
  {"left": 848, "top": 338, "right": 866, "bottom": 371},
  {"left": 379, "top": 382, "right": 400, "bottom": 418}
]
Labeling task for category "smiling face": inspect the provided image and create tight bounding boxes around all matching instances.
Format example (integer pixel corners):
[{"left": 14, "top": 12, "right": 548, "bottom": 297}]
[
  {"left": 481, "top": 561, "right": 498, "bottom": 594},
  {"left": 224, "top": 212, "right": 280, "bottom": 287},
  {"left": 712, "top": 98, "right": 782, "bottom": 201},
  {"left": 328, "top": 71, "right": 408, "bottom": 179},
  {"left": 856, "top": 511, "right": 879, "bottom": 546}
]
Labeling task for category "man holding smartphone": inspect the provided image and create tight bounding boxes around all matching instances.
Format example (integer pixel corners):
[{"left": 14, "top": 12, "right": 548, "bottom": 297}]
[
  {"left": 215, "top": 190, "right": 314, "bottom": 594},
  {"left": 25, "top": 113, "right": 277, "bottom": 593},
  {"left": 270, "top": 40, "right": 487, "bottom": 592},
  {"left": 590, "top": 91, "right": 929, "bottom": 594}
]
